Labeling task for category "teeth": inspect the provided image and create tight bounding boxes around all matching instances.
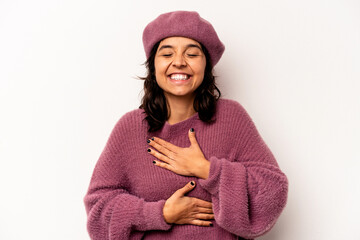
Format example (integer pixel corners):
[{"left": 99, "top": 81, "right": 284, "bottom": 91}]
[{"left": 170, "top": 74, "right": 189, "bottom": 80}]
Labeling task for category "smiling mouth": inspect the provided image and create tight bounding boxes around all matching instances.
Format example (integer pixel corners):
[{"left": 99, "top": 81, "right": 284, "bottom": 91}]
[{"left": 169, "top": 73, "right": 191, "bottom": 80}]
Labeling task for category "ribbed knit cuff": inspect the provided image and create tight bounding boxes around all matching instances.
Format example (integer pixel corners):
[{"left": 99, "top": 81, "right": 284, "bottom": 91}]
[
  {"left": 142, "top": 199, "right": 172, "bottom": 231},
  {"left": 198, "top": 156, "right": 222, "bottom": 195}
]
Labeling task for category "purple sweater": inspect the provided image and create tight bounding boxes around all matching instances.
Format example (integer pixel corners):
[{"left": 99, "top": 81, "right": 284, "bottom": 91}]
[{"left": 84, "top": 98, "right": 288, "bottom": 240}]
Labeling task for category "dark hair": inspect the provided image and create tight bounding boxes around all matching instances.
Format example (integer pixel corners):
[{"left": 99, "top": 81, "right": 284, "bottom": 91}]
[{"left": 139, "top": 41, "right": 221, "bottom": 132}]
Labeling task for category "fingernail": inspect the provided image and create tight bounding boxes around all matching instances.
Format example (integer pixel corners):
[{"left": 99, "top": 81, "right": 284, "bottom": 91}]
[
  {"left": 190, "top": 181, "right": 195, "bottom": 186},
  {"left": 209, "top": 223, "right": 213, "bottom": 227},
  {"left": 152, "top": 160, "right": 156, "bottom": 164},
  {"left": 147, "top": 149, "right": 151, "bottom": 152},
  {"left": 151, "top": 137, "right": 155, "bottom": 141},
  {"left": 190, "top": 128, "right": 194, "bottom": 132},
  {"left": 147, "top": 139, "right": 151, "bottom": 143}
]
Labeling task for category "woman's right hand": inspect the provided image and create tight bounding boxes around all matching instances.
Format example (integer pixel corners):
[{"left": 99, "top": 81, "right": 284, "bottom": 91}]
[{"left": 163, "top": 181, "right": 214, "bottom": 226}]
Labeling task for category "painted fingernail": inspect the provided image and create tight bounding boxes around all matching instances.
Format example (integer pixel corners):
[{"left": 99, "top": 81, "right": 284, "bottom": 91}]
[
  {"left": 147, "top": 149, "right": 151, "bottom": 152},
  {"left": 190, "top": 181, "right": 195, "bottom": 186},
  {"left": 190, "top": 128, "right": 194, "bottom": 132},
  {"left": 147, "top": 139, "right": 151, "bottom": 143},
  {"left": 151, "top": 137, "right": 155, "bottom": 141},
  {"left": 209, "top": 223, "right": 213, "bottom": 227},
  {"left": 152, "top": 160, "right": 156, "bottom": 164}
]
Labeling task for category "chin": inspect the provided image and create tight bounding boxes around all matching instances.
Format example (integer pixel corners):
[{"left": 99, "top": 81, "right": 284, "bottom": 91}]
[{"left": 166, "top": 91, "right": 195, "bottom": 98}]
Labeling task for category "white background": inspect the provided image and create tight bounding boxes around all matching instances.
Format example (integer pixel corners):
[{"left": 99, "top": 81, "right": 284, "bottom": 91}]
[{"left": 1, "top": 0, "right": 359, "bottom": 239}]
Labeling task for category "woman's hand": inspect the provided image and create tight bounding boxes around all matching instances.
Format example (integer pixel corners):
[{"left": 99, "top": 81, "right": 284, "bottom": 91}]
[
  {"left": 163, "top": 181, "right": 214, "bottom": 226},
  {"left": 147, "top": 128, "right": 210, "bottom": 179}
]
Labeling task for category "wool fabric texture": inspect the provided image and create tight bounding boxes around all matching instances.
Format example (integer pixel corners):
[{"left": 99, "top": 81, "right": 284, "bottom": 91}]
[
  {"left": 84, "top": 98, "right": 288, "bottom": 240},
  {"left": 142, "top": 11, "right": 225, "bottom": 66}
]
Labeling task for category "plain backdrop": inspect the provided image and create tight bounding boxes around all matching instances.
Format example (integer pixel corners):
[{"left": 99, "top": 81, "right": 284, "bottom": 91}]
[{"left": 1, "top": 0, "right": 359, "bottom": 239}]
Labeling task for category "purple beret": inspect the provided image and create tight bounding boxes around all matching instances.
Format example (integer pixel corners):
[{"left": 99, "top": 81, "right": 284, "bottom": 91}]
[{"left": 142, "top": 11, "right": 225, "bottom": 66}]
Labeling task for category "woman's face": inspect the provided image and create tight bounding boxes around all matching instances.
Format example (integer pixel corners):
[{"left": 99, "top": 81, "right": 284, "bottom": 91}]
[{"left": 154, "top": 37, "right": 206, "bottom": 99}]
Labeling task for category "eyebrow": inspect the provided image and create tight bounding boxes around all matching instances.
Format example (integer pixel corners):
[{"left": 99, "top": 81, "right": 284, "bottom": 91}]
[{"left": 158, "top": 44, "right": 202, "bottom": 51}]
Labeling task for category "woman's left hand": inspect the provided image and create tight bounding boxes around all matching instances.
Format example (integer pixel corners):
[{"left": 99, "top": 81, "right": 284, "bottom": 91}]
[{"left": 147, "top": 128, "right": 210, "bottom": 179}]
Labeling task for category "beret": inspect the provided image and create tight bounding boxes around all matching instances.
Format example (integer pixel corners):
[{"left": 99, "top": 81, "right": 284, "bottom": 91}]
[{"left": 142, "top": 11, "right": 225, "bottom": 66}]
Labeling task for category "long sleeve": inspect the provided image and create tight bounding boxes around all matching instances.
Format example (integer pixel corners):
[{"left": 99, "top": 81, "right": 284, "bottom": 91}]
[
  {"left": 84, "top": 100, "right": 287, "bottom": 239},
  {"left": 83, "top": 113, "right": 172, "bottom": 240},
  {"left": 199, "top": 102, "right": 288, "bottom": 239}
]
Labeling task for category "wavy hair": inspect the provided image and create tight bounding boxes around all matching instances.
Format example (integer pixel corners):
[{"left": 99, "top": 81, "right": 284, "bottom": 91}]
[{"left": 139, "top": 41, "right": 221, "bottom": 132}]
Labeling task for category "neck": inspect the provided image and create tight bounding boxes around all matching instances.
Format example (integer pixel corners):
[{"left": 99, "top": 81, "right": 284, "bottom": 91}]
[{"left": 165, "top": 94, "right": 196, "bottom": 125}]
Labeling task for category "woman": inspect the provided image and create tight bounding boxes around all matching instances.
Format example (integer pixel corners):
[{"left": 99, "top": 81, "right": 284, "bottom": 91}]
[{"left": 84, "top": 11, "right": 288, "bottom": 240}]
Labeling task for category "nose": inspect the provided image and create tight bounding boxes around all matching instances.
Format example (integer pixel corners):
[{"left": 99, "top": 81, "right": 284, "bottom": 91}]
[{"left": 172, "top": 53, "right": 186, "bottom": 68}]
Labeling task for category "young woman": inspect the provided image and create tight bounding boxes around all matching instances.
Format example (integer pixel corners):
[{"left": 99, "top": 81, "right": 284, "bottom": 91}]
[{"left": 84, "top": 11, "right": 288, "bottom": 240}]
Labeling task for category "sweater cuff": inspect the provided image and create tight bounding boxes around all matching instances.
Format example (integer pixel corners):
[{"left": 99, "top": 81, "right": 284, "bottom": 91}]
[
  {"left": 198, "top": 156, "right": 222, "bottom": 195},
  {"left": 142, "top": 199, "right": 172, "bottom": 231}
]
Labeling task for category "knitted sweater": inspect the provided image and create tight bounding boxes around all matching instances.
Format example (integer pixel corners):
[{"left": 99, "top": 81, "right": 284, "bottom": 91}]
[{"left": 84, "top": 98, "right": 288, "bottom": 240}]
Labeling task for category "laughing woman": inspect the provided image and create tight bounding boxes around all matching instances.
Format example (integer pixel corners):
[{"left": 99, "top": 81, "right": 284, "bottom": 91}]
[{"left": 84, "top": 11, "right": 288, "bottom": 240}]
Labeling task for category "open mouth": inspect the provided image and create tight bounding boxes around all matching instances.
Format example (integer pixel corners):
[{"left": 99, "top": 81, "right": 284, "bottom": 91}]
[{"left": 168, "top": 73, "right": 191, "bottom": 80}]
